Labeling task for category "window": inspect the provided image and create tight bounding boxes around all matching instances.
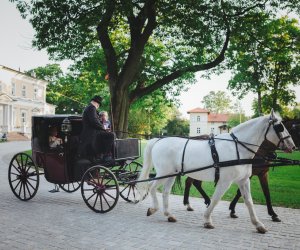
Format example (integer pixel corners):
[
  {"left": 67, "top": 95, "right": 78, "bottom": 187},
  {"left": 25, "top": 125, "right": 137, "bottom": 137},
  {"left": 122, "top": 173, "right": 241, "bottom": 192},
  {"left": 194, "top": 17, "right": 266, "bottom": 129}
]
[
  {"left": 197, "top": 116, "right": 201, "bottom": 122},
  {"left": 196, "top": 127, "right": 201, "bottom": 134},
  {"left": 22, "top": 85, "right": 26, "bottom": 97},
  {"left": 11, "top": 83, "right": 16, "bottom": 95},
  {"left": 34, "top": 88, "right": 38, "bottom": 99},
  {"left": 21, "top": 111, "right": 27, "bottom": 123}
]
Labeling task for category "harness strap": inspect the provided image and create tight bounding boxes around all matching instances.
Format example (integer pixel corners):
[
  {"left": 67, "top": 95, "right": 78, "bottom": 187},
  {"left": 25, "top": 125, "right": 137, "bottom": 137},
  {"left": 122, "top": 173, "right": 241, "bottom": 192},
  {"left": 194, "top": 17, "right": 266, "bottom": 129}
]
[
  {"left": 230, "top": 133, "right": 240, "bottom": 160},
  {"left": 208, "top": 135, "right": 220, "bottom": 185},
  {"left": 125, "top": 158, "right": 271, "bottom": 185},
  {"left": 181, "top": 138, "right": 190, "bottom": 175},
  {"left": 230, "top": 132, "right": 258, "bottom": 155}
]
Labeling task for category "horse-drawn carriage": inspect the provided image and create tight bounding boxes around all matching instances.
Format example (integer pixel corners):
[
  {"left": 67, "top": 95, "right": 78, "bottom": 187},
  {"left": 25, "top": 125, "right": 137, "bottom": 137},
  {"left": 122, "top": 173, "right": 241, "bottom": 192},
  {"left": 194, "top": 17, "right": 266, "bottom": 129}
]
[
  {"left": 7, "top": 111, "right": 299, "bottom": 233},
  {"left": 8, "top": 114, "right": 142, "bottom": 213}
]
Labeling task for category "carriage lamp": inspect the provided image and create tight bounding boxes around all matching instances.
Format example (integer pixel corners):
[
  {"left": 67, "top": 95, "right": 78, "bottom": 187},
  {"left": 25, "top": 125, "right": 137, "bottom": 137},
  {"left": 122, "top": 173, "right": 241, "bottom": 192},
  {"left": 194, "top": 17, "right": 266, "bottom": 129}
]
[{"left": 61, "top": 118, "right": 72, "bottom": 134}]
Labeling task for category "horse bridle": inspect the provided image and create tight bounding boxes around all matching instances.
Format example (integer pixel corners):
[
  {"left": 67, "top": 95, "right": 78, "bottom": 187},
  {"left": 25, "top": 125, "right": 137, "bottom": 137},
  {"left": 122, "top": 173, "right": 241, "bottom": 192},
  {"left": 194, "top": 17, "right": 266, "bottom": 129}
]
[{"left": 264, "top": 117, "right": 291, "bottom": 148}]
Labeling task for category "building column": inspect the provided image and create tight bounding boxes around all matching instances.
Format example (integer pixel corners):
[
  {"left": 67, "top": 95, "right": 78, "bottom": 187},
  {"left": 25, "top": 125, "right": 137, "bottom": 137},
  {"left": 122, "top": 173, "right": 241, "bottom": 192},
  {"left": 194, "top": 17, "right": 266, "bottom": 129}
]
[
  {"left": 0, "top": 104, "right": 3, "bottom": 132},
  {"left": 8, "top": 105, "right": 13, "bottom": 132},
  {"left": 2, "top": 104, "right": 9, "bottom": 132}
]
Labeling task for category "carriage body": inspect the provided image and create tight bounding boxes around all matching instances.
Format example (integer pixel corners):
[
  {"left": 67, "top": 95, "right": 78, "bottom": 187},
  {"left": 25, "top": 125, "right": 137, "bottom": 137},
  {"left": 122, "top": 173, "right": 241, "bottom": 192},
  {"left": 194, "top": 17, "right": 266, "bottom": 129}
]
[
  {"left": 31, "top": 114, "right": 140, "bottom": 184},
  {"left": 8, "top": 114, "right": 142, "bottom": 213}
]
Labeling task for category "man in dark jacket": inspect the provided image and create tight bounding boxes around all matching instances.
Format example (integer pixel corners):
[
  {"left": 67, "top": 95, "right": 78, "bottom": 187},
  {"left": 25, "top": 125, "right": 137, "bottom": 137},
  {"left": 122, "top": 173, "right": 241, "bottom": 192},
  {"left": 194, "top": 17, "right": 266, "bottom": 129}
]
[{"left": 78, "top": 95, "right": 114, "bottom": 162}]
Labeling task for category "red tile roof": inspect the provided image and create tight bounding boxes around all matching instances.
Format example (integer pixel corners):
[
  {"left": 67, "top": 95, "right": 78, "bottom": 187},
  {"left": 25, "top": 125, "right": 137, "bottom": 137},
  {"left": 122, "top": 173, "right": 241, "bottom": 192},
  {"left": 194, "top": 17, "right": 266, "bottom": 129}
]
[
  {"left": 208, "top": 113, "right": 229, "bottom": 122},
  {"left": 187, "top": 107, "right": 210, "bottom": 114}
]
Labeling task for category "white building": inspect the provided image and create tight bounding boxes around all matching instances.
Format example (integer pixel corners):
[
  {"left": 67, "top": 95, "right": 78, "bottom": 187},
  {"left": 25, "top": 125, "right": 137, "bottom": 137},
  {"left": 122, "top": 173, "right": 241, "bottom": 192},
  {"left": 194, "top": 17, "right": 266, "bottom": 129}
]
[
  {"left": 0, "top": 65, "right": 55, "bottom": 136},
  {"left": 188, "top": 107, "right": 229, "bottom": 136}
]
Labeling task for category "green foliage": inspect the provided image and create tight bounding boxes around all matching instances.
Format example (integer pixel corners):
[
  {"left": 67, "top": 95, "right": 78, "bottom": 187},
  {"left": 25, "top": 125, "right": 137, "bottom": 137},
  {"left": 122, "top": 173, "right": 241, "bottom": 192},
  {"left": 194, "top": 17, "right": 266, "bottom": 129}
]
[
  {"left": 26, "top": 64, "right": 63, "bottom": 82},
  {"left": 291, "top": 105, "right": 300, "bottom": 118},
  {"left": 228, "top": 14, "right": 300, "bottom": 114},
  {"left": 128, "top": 92, "right": 174, "bottom": 137},
  {"left": 227, "top": 113, "right": 248, "bottom": 128},
  {"left": 202, "top": 91, "right": 232, "bottom": 113},
  {"left": 28, "top": 50, "right": 110, "bottom": 114},
  {"left": 164, "top": 116, "right": 189, "bottom": 136},
  {"left": 11, "top": 0, "right": 300, "bottom": 132}
]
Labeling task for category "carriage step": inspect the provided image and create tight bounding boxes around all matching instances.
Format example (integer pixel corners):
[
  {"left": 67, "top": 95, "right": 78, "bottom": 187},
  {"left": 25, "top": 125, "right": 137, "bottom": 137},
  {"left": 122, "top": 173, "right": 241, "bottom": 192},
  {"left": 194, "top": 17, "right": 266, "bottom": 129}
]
[{"left": 49, "top": 184, "right": 60, "bottom": 193}]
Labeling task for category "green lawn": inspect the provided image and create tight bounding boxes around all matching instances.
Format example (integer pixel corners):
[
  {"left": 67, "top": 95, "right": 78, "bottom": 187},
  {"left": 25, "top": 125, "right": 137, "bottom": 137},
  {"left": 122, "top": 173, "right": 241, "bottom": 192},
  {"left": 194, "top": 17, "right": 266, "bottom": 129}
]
[{"left": 138, "top": 140, "right": 300, "bottom": 208}]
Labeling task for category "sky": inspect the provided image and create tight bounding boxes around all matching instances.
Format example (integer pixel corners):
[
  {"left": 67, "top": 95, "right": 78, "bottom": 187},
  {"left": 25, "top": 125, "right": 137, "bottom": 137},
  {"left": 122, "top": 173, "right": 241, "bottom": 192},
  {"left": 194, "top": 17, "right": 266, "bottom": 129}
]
[{"left": 1, "top": 1, "right": 299, "bottom": 118}]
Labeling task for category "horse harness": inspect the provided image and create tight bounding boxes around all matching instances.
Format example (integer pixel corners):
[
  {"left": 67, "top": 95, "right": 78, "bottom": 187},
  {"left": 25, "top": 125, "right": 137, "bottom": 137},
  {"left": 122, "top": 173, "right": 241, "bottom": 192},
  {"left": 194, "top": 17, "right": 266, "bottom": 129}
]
[
  {"left": 125, "top": 118, "right": 298, "bottom": 185},
  {"left": 181, "top": 117, "right": 292, "bottom": 185}
]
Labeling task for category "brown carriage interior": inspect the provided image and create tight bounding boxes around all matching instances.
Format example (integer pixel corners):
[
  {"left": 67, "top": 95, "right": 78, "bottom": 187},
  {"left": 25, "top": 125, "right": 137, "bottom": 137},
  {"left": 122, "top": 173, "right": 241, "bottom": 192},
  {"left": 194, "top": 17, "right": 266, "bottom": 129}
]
[{"left": 31, "top": 116, "right": 85, "bottom": 184}]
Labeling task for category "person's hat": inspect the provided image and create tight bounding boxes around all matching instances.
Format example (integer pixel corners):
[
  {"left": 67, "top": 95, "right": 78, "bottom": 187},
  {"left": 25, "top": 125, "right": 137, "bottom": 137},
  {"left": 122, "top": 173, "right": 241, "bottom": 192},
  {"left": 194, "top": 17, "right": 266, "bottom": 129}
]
[{"left": 91, "top": 95, "right": 102, "bottom": 105}]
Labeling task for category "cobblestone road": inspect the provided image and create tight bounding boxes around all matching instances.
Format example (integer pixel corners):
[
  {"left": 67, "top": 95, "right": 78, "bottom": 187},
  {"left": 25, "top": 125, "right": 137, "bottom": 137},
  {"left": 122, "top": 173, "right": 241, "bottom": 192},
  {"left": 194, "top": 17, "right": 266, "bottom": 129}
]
[{"left": 0, "top": 141, "right": 299, "bottom": 249}]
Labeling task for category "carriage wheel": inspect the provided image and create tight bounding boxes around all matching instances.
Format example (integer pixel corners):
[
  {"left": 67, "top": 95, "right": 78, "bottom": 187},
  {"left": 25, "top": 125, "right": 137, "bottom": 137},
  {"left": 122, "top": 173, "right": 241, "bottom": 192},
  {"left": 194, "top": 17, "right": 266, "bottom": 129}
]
[
  {"left": 119, "top": 161, "right": 142, "bottom": 203},
  {"left": 81, "top": 165, "right": 119, "bottom": 213},
  {"left": 59, "top": 182, "right": 81, "bottom": 193},
  {"left": 8, "top": 153, "right": 39, "bottom": 201}
]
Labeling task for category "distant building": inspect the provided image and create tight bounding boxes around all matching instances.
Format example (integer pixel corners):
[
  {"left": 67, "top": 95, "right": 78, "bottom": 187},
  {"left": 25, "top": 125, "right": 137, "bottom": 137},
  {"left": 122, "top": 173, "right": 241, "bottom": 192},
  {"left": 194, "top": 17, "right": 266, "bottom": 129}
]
[
  {"left": 0, "top": 65, "right": 55, "bottom": 136},
  {"left": 187, "top": 107, "right": 229, "bottom": 136}
]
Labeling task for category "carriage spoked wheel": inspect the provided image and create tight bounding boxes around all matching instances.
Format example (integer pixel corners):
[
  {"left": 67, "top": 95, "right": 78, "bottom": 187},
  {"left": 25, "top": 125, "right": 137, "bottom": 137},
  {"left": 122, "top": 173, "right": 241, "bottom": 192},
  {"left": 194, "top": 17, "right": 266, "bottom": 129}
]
[
  {"left": 118, "top": 161, "right": 143, "bottom": 203},
  {"left": 59, "top": 182, "right": 81, "bottom": 193},
  {"left": 81, "top": 165, "right": 119, "bottom": 213},
  {"left": 8, "top": 153, "right": 39, "bottom": 201}
]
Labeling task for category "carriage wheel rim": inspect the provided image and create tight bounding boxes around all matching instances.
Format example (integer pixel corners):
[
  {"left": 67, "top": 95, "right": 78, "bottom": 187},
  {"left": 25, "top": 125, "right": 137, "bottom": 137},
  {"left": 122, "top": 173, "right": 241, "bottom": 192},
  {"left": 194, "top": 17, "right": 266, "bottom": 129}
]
[
  {"left": 59, "top": 182, "right": 81, "bottom": 193},
  {"left": 119, "top": 161, "right": 142, "bottom": 203},
  {"left": 81, "top": 165, "right": 119, "bottom": 213},
  {"left": 8, "top": 153, "right": 39, "bottom": 201}
]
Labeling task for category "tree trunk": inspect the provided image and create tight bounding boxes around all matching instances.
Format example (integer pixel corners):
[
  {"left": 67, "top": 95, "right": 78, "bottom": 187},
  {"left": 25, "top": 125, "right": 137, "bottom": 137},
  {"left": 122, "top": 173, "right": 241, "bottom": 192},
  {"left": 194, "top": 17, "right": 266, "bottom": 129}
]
[
  {"left": 110, "top": 86, "right": 130, "bottom": 138},
  {"left": 257, "top": 90, "right": 262, "bottom": 116}
]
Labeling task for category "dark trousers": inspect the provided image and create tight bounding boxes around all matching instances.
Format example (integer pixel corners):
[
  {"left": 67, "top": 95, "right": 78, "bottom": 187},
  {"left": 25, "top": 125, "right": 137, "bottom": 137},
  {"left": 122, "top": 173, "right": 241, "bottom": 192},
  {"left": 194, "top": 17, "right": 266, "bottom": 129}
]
[{"left": 94, "top": 131, "right": 115, "bottom": 155}]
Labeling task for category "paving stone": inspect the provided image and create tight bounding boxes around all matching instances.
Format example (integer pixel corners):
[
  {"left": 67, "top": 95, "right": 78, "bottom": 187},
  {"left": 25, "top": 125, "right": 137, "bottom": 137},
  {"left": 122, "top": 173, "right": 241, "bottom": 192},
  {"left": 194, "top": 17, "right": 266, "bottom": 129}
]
[{"left": 0, "top": 141, "right": 299, "bottom": 249}]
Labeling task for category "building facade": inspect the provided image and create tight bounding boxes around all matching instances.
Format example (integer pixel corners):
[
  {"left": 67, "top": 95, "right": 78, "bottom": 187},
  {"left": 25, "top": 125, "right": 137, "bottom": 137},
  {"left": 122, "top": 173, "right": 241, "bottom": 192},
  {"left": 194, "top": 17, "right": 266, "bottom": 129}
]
[
  {"left": 0, "top": 65, "right": 55, "bottom": 136},
  {"left": 188, "top": 107, "right": 229, "bottom": 136}
]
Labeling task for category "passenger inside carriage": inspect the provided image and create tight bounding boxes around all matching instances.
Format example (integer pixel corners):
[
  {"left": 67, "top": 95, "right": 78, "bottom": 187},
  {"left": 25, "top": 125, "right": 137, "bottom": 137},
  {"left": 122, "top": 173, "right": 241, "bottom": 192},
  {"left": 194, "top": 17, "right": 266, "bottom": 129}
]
[{"left": 48, "top": 126, "right": 63, "bottom": 148}]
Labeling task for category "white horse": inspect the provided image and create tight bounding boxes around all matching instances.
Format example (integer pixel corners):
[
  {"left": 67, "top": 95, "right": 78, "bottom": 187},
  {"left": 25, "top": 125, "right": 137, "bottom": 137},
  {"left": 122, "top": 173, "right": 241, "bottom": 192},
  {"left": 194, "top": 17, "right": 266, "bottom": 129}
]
[{"left": 136, "top": 110, "right": 295, "bottom": 233}]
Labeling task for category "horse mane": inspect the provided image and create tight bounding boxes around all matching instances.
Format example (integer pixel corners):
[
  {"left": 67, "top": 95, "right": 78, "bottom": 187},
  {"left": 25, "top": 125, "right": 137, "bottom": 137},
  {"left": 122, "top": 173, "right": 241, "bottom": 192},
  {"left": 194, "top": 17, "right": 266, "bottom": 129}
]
[{"left": 231, "top": 114, "right": 283, "bottom": 134}]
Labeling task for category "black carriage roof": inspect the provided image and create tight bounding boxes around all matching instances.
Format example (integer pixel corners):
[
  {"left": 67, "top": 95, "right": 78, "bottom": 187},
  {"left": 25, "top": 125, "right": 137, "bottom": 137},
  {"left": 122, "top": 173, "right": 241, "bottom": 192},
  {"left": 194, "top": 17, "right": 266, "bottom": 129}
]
[{"left": 32, "top": 114, "right": 82, "bottom": 119}]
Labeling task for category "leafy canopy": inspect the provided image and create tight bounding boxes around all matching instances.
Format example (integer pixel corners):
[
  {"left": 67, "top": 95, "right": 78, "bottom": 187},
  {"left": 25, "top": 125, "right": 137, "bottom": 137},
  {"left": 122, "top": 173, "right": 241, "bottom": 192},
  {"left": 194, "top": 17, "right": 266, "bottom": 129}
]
[{"left": 227, "top": 14, "right": 300, "bottom": 113}]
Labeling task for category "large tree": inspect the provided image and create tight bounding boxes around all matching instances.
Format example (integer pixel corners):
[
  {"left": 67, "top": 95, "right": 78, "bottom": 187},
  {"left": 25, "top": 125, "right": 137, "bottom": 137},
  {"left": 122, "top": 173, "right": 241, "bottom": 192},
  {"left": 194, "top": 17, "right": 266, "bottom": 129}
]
[
  {"left": 227, "top": 15, "right": 300, "bottom": 114},
  {"left": 11, "top": 0, "right": 299, "bottom": 135},
  {"left": 202, "top": 90, "right": 232, "bottom": 113}
]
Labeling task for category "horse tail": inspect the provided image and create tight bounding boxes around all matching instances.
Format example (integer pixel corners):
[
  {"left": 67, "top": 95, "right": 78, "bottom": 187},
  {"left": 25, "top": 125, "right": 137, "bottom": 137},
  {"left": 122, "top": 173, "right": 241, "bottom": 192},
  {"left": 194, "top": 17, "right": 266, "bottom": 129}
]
[{"left": 136, "top": 138, "right": 160, "bottom": 202}]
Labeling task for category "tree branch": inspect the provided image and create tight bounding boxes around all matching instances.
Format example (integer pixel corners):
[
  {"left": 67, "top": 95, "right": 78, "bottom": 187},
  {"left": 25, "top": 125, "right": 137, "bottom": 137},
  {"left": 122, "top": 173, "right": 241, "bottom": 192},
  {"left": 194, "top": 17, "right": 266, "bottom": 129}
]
[
  {"left": 96, "top": 1, "right": 118, "bottom": 82},
  {"left": 227, "top": 0, "right": 268, "bottom": 17},
  {"left": 129, "top": 27, "right": 231, "bottom": 103},
  {"left": 118, "top": 0, "right": 157, "bottom": 88}
]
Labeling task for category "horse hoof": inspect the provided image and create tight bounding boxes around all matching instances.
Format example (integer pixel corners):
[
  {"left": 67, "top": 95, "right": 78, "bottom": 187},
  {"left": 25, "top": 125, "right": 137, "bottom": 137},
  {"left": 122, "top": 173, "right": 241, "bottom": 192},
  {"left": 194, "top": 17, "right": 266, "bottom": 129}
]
[
  {"left": 272, "top": 216, "right": 281, "bottom": 222},
  {"left": 187, "top": 206, "right": 194, "bottom": 211},
  {"left": 204, "top": 223, "right": 214, "bottom": 229},
  {"left": 230, "top": 212, "right": 238, "bottom": 219},
  {"left": 168, "top": 216, "right": 177, "bottom": 222},
  {"left": 147, "top": 208, "right": 152, "bottom": 216},
  {"left": 147, "top": 208, "right": 156, "bottom": 216},
  {"left": 256, "top": 226, "right": 268, "bottom": 234}
]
